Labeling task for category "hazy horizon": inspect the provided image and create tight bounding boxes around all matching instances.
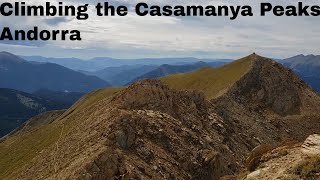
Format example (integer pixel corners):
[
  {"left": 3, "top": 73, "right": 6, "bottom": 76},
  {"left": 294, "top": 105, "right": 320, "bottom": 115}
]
[
  {"left": 1, "top": 0, "right": 320, "bottom": 59},
  {"left": 1, "top": 49, "right": 308, "bottom": 61}
]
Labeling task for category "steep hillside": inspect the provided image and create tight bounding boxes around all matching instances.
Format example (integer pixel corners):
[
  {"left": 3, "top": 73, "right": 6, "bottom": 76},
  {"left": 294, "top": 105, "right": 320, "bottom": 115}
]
[
  {"left": 209, "top": 55, "right": 320, "bottom": 166},
  {"left": 0, "top": 88, "right": 69, "bottom": 137},
  {"left": 0, "top": 51, "right": 111, "bottom": 93},
  {"left": 0, "top": 87, "right": 123, "bottom": 179},
  {"left": 0, "top": 54, "right": 320, "bottom": 179},
  {"left": 216, "top": 55, "right": 320, "bottom": 115}
]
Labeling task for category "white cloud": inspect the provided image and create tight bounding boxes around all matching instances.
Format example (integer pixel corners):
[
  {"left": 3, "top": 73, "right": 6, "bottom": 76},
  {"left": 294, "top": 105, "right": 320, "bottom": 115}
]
[{"left": 1, "top": 0, "right": 320, "bottom": 59}]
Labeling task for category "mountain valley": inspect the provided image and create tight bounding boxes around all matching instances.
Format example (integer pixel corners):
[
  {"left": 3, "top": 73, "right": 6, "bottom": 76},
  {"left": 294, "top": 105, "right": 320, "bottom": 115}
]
[{"left": 0, "top": 88, "right": 70, "bottom": 137}]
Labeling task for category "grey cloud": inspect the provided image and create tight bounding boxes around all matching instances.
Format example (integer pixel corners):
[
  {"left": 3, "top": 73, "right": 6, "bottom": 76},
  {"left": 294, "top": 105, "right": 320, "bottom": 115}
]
[
  {"left": 64, "top": 0, "right": 134, "bottom": 7},
  {"left": 1, "top": 0, "right": 320, "bottom": 59},
  {"left": 0, "top": 39, "right": 47, "bottom": 47},
  {"left": 44, "top": 17, "right": 71, "bottom": 26}
]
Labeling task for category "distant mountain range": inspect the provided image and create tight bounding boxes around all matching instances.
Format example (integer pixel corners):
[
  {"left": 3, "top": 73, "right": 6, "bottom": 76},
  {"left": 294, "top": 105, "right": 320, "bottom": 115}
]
[
  {"left": 6, "top": 51, "right": 320, "bottom": 94},
  {"left": 0, "top": 88, "right": 69, "bottom": 137},
  {"left": 83, "top": 61, "right": 228, "bottom": 86},
  {"left": 22, "top": 55, "right": 233, "bottom": 72},
  {"left": 281, "top": 54, "right": 320, "bottom": 92},
  {"left": 82, "top": 65, "right": 159, "bottom": 86},
  {"left": 0, "top": 52, "right": 111, "bottom": 93},
  {"left": 129, "top": 61, "right": 226, "bottom": 85}
]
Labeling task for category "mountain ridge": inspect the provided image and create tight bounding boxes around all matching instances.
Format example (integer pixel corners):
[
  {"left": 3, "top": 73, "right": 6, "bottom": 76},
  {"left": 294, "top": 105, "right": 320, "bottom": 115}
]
[{"left": 22, "top": 54, "right": 232, "bottom": 72}]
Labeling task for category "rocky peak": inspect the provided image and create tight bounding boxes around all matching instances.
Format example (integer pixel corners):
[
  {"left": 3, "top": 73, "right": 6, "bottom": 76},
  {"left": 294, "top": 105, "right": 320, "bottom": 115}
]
[
  {"left": 111, "top": 79, "right": 209, "bottom": 118},
  {"left": 218, "top": 54, "right": 320, "bottom": 116}
]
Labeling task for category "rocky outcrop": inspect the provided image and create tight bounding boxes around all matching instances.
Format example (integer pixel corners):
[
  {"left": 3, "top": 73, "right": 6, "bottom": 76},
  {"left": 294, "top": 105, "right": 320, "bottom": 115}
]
[
  {"left": 240, "top": 134, "right": 320, "bottom": 180},
  {"left": 302, "top": 134, "right": 320, "bottom": 155},
  {"left": 81, "top": 80, "right": 239, "bottom": 179},
  {"left": 111, "top": 79, "right": 209, "bottom": 119}
]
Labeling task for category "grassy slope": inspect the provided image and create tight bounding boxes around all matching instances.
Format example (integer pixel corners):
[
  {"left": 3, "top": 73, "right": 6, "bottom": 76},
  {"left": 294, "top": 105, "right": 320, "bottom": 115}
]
[
  {"left": 0, "top": 87, "right": 123, "bottom": 179},
  {"left": 58, "top": 87, "right": 123, "bottom": 120},
  {"left": 161, "top": 55, "right": 254, "bottom": 99}
]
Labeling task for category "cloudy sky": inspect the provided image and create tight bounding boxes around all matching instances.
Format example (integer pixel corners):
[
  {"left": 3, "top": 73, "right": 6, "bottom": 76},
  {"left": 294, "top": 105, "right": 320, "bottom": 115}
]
[{"left": 1, "top": 0, "right": 320, "bottom": 59}]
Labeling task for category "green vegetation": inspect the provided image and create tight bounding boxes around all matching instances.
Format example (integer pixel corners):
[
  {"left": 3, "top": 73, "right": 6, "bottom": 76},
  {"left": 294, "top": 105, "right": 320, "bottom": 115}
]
[
  {"left": 0, "top": 122, "right": 62, "bottom": 178},
  {"left": 74, "top": 87, "right": 123, "bottom": 109},
  {"left": 0, "top": 87, "right": 123, "bottom": 179},
  {"left": 161, "top": 55, "right": 254, "bottom": 99},
  {"left": 59, "top": 87, "right": 124, "bottom": 120}
]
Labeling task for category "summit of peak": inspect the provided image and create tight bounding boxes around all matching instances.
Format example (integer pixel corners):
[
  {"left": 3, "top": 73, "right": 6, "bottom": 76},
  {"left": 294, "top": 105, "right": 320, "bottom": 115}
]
[{"left": 246, "top": 53, "right": 268, "bottom": 60}]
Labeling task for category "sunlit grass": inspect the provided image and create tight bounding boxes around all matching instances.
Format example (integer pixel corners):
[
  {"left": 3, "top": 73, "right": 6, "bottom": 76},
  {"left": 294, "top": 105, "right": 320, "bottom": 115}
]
[{"left": 161, "top": 55, "right": 254, "bottom": 99}]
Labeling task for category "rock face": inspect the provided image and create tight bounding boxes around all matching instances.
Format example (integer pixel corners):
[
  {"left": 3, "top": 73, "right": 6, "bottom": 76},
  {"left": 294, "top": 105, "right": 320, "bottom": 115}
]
[
  {"left": 111, "top": 79, "right": 209, "bottom": 120},
  {"left": 212, "top": 55, "right": 320, "bottom": 163},
  {"left": 239, "top": 134, "right": 320, "bottom": 180},
  {"left": 216, "top": 55, "right": 320, "bottom": 116},
  {"left": 1, "top": 54, "right": 320, "bottom": 180},
  {"left": 302, "top": 134, "right": 320, "bottom": 155},
  {"left": 82, "top": 79, "right": 238, "bottom": 179}
]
